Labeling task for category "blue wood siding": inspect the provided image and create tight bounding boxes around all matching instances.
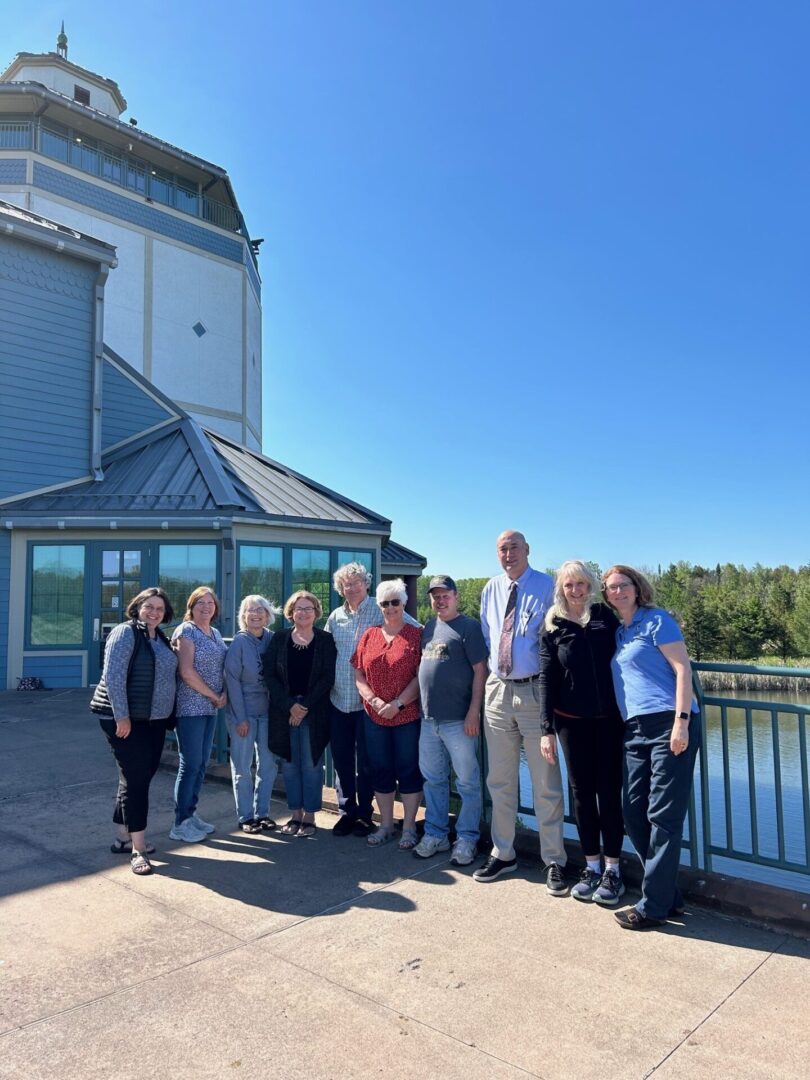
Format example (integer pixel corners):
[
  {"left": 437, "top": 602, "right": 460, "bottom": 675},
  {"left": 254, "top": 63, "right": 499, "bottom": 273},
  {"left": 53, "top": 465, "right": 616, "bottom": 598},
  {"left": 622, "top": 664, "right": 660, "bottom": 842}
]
[
  {"left": 33, "top": 162, "right": 244, "bottom": 264},
  {"left": 0, "top": 234, "right": 95, "bottom": 500},
  {"left": 102, "top": 360, "right": 175, "bottom": 449},
  {"left": 22, "top": 653, "right": 84, "bottom": 688},
  {"left": 0, "top": 531, "right": 9, "bottom": 686}
]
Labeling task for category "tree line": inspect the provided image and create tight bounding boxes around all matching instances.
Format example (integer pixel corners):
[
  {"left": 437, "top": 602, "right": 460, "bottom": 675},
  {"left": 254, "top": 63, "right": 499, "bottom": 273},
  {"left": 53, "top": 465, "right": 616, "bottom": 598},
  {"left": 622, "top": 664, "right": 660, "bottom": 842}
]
[{"left": 416, "top": 562, "right": 810, "bottom": 662}]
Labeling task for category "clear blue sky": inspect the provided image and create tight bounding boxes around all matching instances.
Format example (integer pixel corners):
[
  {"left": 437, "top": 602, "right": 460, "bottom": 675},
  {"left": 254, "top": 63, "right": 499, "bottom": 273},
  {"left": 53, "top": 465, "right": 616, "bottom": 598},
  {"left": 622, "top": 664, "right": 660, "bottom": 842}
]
[{"left": 8, "top": 3, "right": 809, "bottom": 577}]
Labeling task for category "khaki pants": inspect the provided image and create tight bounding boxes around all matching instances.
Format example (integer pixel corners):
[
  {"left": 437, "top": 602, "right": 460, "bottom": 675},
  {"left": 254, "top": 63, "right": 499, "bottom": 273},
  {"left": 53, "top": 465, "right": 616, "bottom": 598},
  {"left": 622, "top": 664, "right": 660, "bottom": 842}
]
[{"left": 483, "top": 674, "right": 566, "bottom": 864}]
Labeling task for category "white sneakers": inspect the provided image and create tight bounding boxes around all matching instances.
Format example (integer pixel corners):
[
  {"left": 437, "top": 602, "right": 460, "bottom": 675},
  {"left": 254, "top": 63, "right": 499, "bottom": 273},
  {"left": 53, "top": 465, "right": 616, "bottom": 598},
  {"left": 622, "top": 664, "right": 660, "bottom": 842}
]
[
  {"left": 169, "top": 818, "right": 207, "bottom": 843},
  {"left": 413, "top": 834, "right": 451, "bottom": 859},
  {"left": 191, "top": 813, "right": 215, "bottom": 835},
  {"left": 450, "top": 839, "right": 477, "bottom": 866}
]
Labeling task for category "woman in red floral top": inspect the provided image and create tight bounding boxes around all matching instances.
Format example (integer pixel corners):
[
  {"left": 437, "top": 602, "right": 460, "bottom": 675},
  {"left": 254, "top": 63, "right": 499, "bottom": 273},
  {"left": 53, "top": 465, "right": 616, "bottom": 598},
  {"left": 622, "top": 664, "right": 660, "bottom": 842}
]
[{"left": 352, "top": 578, "right": 422, "bottom": 848}]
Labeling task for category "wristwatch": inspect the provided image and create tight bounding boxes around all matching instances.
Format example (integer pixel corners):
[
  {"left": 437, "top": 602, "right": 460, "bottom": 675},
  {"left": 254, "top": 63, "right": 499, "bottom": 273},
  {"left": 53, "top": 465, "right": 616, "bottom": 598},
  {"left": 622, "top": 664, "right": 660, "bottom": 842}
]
[
  {"left": 676, "top": 711, "right": 690, "bottom": 721},
  {"left": 396, "top": 698, "right": 405, "bottom": 711}
]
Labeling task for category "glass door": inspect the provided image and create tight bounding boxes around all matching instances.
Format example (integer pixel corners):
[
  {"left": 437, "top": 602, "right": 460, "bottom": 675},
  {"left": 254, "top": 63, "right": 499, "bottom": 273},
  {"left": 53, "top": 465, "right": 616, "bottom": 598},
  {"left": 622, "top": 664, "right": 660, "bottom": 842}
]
[{"left": 89, "top": 546, "right": 147, "bottom": 684}]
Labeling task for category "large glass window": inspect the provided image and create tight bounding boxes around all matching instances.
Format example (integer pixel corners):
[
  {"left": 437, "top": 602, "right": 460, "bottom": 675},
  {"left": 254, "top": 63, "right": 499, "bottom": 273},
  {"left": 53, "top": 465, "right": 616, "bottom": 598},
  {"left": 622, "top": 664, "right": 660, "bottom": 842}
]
[
  {"left": 337, "top": 550, "right": 373, "bottom": 578},
  {"left": 30, "top": 545, "right": 85, "bottom": 645},
  {"left": 238, "top": 546, "right": 283, "bottom": 608},
  {"left": 158, "top": 544, "right": 217, "bottom": 628},
  {"left": 291, "top": 548, "right": 330, "bottom": 625}
]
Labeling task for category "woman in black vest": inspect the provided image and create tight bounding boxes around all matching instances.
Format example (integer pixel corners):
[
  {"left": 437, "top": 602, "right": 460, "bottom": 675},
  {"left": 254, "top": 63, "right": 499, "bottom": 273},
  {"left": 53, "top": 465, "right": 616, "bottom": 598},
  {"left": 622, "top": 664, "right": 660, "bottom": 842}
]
[{"left": 93, "top": 587, "right": 178, "bottom": 875}]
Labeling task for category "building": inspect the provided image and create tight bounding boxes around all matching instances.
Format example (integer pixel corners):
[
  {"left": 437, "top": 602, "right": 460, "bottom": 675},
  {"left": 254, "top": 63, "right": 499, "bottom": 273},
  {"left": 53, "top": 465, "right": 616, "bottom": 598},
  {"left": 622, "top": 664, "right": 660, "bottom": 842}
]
[
  {"left": 0, "top": 32, "right": 425, "bottom": 690},
  {"left": 0, "top": 26, "right": 262, "bottom": 449}
]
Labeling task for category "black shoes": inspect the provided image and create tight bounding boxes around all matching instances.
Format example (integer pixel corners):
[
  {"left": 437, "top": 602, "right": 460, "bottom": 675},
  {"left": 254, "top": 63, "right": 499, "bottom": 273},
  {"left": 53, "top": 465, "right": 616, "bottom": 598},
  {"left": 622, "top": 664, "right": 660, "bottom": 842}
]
[
  {"left": 615, "top": 909, "right": 665, "bottom": 931},
  {"left": 473, "top": 855, "right": 517, "bottom": 882},
  {"left": 332, "top": 815, "right": 356, "bottom": 837},
  {"left": 545, "top": 862, "right": 569, "bottom": 896},
  {"left": 353, "top": 818, "right": 374, "bottom": 837}
]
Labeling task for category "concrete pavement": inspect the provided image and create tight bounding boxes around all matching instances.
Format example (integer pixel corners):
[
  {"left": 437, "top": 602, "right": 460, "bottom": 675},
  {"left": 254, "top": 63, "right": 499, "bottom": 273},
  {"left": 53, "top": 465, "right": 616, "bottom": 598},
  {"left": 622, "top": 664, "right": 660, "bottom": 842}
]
[{"left": 1, "top": 689, "right": 808, "bottom": 1080}]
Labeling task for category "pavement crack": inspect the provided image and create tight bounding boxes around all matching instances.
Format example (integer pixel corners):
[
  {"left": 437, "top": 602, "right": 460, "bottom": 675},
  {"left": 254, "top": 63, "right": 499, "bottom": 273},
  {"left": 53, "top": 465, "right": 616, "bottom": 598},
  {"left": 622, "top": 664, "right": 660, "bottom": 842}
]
[{"left": 641, "top": 938, "right": 789, "bottom": 1078}]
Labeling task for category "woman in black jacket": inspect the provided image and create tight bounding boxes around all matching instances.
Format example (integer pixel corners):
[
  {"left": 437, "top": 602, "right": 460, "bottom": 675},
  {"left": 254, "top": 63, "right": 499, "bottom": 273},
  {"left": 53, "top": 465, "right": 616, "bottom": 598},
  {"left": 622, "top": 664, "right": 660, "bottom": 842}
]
[
  {"left": 92, "top": 587, "right": 178, "bottom": 875},
  {"left": 265, "top": 591, "right": 337, "bottom": 836},
  {"left": 538, "top": 561, "right": 624, "bottom": 905}
]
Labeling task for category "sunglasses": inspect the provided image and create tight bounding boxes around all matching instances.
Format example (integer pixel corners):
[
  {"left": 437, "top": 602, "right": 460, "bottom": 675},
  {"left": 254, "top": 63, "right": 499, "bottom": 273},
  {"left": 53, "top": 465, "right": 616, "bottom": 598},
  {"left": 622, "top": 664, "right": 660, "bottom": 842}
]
[{"left": 379, "top": 599, "right": 401, "bottom": 608}]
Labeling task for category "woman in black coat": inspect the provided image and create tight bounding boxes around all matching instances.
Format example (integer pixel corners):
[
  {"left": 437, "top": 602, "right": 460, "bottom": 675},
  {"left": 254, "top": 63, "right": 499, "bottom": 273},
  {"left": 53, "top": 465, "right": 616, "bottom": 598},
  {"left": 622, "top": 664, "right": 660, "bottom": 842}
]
[
  {"left": 265, "top": 590, "right": 337, "bottom": 836},
  {"left": 538, "top": 561, "right": 624, "bottom": 905}
]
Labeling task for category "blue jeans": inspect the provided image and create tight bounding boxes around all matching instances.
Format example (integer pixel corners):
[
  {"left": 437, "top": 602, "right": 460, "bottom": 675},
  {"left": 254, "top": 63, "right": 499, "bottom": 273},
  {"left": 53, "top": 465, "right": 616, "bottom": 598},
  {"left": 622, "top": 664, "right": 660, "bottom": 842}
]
[
  {"left": 174, "top": 713, "right": 218, "bottom": 826},
  {"left": 227, "top": 715, "right": 279, "bottom": 823},
  {"left": 283, "top": 719, "right": 324, "bottom": 814},
  {"left": 419, "top": 719, "right": 482, "bottom": 843},
  {"left": 329, "top": 705, "right": 374, "bottom": 822},
  {"left": 364, "top": 716, "right": 422, "bottom": 795},
  {"left": 623, "top": 710, "right": 701, "bottom": 919}
]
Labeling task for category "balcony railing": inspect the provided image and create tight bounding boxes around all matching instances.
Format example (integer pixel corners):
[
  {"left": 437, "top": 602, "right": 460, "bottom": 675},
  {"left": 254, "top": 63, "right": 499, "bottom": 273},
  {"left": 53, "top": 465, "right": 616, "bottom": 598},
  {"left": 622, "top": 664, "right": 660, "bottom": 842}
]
[
  {"left": 0, "top": 118, "right": 245, "bottom": 236},
  {"left": 191, "top": 656, "right": 809, "bottom": 891}
]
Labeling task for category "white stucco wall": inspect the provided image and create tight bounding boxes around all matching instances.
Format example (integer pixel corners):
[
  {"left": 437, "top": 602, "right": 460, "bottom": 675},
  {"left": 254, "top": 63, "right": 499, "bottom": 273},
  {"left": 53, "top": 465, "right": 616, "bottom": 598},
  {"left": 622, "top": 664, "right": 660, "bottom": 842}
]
[
  {"left": 246, "top": 283, "right": 263, "bottom": 440},
  {"left": 7, "top": 63, "right": 121, "bottom": 116},
  {"left": 151, "top": 240, "right": 244, "bottom": 416}
]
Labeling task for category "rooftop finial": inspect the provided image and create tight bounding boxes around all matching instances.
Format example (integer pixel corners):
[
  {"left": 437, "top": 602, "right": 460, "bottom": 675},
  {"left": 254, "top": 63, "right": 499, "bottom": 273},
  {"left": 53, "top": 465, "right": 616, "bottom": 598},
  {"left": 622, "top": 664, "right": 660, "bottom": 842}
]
[{"left": 57, "top": 21, "right": 68, "bottom": 60}]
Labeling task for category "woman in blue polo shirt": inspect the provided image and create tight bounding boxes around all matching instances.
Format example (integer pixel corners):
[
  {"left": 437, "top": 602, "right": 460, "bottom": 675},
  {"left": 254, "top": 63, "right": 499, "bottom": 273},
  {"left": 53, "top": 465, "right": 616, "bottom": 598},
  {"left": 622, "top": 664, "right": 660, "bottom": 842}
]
[{"left": 602, "top": 565, "right": 700, "bottom": 930}]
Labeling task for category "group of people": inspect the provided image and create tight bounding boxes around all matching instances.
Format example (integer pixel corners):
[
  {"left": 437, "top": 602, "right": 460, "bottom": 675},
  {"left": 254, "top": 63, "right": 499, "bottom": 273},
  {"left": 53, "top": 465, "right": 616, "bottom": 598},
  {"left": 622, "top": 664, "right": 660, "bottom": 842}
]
[{"left": 94, "top": 529, "right": 700, "bottom": 932}]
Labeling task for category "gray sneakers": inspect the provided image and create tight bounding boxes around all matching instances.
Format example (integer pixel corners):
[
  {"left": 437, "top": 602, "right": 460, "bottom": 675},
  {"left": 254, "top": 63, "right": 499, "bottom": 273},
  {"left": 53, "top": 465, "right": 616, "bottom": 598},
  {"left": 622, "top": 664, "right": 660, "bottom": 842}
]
[
  {"left": 571, "top": 867, "right": 602, "bottom": 901},
  {"left": 191, "top": 812, "right": 215, "bottom": 834},
  {"left": 413, "top": 834, "right": 451, "bottom": 859},
  {"left": 593, "top": 868, "right": 625, "bottom": 906},
  {"left": 169, "top": 818, "right": 207, "bottom": 843}
]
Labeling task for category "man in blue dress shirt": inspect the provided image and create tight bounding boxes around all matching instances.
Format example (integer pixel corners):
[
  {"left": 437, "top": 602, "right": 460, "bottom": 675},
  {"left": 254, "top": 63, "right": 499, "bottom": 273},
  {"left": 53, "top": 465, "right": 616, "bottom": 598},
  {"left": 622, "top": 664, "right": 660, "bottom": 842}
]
[{"left": 474, "top": 530, "right": 568, "bottom": 893}]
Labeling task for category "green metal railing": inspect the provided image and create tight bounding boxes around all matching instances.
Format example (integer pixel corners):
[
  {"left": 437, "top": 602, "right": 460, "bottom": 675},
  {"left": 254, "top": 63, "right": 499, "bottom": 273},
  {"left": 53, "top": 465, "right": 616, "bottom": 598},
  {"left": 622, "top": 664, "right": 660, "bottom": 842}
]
[
  {"left": 190, "top": 658, "right": 810, "bottom": 886},
  {"left": 506, "top": 662, "right": 810, "bottom": 883},
  {"left": 692, "top": 662, "right": 810, "bottom": 879}
]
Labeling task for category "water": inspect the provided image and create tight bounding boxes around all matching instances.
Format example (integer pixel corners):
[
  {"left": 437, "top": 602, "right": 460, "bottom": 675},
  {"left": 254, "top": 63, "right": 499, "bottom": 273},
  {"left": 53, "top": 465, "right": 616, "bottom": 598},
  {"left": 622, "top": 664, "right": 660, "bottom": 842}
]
[{"left": 516, "top": 689, "right": 810, "bottom": 893}]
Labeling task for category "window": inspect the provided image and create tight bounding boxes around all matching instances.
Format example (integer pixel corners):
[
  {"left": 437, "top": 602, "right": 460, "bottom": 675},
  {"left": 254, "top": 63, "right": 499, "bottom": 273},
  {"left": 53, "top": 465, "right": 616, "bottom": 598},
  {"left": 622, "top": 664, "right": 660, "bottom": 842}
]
[
  {"left": 30, "top": 545, "right": 85, "bottom": 646},
  {"left": 40, "top": 124, "right": 69, "bottom": 163},
  {"left": 175, "top": 184, "right": 199, "bottom": 216},
  {"left": 291, "top": 548, "right": 330, "bottom": 626},
  {"left": 337, "top": 551, "right": 374, "bottom": 580},
  {"left": 73, "top": 85, "right": 91, "bottom": 106},
  {"left": 238, "top": 546, "right": 283, "bottom": 610},
  {"left": 0, "top": 121, "right": 32, "bottom": 149},
  {"left": 148, "top": 170, "right": 171, "bottom": 206},
  {"left": 158, "top": 544, "right": 218, "bottom": 628}
]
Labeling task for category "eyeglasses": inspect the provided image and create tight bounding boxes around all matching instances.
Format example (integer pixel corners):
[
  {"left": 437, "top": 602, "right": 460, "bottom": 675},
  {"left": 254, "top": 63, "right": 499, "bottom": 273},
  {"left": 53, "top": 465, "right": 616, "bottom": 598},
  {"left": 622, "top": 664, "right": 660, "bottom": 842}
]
[
  {"left": 604, "top": 582, "right": 635, "bottom": 594},
  {"left": 294, "top": 605, "right": 315, "bottom": 613},
  {"left": 246, "top": 607, "right": 267, "bottom": 614},
  {"left": 379, "top": 599, "right": 401, "bottom": 608}
]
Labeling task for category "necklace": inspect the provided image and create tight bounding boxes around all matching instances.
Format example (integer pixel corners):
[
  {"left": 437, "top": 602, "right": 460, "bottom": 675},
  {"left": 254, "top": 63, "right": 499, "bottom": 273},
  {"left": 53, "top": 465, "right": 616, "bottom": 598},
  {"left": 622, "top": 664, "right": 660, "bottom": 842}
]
[{"left": 291, "top": 633, "right": 313, "bottom": 651}]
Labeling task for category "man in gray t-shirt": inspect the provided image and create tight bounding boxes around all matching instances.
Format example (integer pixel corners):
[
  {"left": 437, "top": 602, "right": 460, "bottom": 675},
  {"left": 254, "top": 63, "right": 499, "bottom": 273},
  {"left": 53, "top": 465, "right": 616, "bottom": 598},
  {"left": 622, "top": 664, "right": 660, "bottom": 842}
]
[{"left": 415, "top": 576, "right": 488, "bottom": 867}]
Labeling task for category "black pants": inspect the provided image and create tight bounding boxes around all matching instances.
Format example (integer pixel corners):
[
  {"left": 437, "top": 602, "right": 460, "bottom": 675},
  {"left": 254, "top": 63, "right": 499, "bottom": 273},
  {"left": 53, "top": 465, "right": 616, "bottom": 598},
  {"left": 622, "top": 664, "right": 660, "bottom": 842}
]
[
  {"left": 555, "top": 711, "right": 625, "bottom": 858},
  {"left": 99, "top": 716, "right": 167, "bottom": 833}
]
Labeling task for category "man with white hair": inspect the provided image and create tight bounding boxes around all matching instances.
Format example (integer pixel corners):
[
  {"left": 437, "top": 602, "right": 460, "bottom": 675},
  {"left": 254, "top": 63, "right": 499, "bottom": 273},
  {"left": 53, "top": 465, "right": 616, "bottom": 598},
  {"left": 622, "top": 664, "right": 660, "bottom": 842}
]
[
  {"left": 475, "top": 530, "right": 568, "bottom": 893},
  {"left": 325, "top": 562, "right": 418, "bottom": 837}
]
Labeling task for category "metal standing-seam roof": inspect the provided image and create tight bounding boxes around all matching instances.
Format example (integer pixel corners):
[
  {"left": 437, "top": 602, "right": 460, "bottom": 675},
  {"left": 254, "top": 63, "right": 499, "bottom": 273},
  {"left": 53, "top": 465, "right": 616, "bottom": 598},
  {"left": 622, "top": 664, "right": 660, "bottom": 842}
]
[
  {"left": 381, "top": 540, "right": 427, "bottom": 571},
  {"left": 3, "top": 418, "right": 391, "bottom": 533},
  {"left": 209, "top": 431, "right": 391, "bottom": 528}
]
